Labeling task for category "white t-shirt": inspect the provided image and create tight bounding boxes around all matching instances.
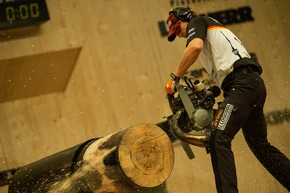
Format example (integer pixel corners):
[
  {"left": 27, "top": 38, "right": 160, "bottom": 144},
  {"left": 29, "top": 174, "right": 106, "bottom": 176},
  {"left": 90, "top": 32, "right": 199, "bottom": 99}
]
[{"left": 186, "top": 16, "right": 260, "bottom": 87}]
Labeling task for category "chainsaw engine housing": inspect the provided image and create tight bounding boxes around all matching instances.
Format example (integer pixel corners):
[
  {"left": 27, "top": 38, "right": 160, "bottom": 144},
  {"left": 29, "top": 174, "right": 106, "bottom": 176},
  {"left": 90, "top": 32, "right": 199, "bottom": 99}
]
[{"left": 167, "top": 77, "right": 220, "bottom": 132}]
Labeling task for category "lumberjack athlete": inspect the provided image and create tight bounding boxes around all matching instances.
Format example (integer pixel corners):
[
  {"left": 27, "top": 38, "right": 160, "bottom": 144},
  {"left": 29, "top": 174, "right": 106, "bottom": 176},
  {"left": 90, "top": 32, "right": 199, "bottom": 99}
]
[{"left": 165, "top": 7, "right": 290, "bottom": 193}]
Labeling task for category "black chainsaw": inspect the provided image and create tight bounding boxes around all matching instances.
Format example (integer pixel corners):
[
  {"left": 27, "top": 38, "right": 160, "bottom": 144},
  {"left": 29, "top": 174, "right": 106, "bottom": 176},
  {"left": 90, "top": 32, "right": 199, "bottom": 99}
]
[{"left": 157, "top": 73, "right": 221, "bottom": 158}]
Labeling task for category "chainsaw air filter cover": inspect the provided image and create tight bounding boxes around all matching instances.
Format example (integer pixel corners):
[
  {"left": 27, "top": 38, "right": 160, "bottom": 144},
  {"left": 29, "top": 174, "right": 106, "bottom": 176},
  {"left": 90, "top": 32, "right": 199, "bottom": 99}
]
[{"left": 192, "top": 108, "right": 213, "bottom": 130}]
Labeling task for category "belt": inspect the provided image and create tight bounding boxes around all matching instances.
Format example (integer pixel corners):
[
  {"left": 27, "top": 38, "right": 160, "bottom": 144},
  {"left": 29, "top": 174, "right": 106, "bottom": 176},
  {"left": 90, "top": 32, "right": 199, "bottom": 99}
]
[{"left": 222, "top": 66, "right": 257, "bottom": 89}]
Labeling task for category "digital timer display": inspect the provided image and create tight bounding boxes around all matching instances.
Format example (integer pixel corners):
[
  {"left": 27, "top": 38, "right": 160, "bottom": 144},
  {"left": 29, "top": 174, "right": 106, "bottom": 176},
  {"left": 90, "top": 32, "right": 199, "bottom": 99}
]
[{"left": 0, "top": 0, "right": 50, "bottom": 30}]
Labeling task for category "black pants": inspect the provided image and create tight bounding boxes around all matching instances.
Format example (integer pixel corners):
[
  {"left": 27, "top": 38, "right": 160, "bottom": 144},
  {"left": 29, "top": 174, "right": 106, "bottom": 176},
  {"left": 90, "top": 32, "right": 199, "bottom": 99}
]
[{"left": 210, "top": 71, "right": 290, "bottom": 193}]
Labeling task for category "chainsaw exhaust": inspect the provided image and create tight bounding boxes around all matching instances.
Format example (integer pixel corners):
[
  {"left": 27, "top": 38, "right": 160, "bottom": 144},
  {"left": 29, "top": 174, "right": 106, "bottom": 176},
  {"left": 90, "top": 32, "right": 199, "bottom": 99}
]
[{"left": 171, "top": 109, "right": 210, "bottom": 148}]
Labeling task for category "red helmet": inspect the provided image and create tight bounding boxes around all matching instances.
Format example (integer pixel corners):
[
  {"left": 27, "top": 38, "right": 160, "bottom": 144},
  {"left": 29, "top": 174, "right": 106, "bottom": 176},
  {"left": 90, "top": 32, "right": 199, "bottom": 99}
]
[{"left": 167, "top": 7, "right": 197, "bottom": 42}]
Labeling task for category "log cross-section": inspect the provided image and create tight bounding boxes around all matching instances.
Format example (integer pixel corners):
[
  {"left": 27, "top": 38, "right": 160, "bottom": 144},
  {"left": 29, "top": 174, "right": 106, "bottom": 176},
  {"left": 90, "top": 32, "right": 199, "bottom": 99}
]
[{"left": 80, "top": 123, "right": 174, "bottom": 192}]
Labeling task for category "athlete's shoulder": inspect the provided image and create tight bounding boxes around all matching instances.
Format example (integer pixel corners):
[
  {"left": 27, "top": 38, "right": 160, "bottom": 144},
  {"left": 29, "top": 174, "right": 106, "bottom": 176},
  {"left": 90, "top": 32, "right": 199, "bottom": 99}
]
[
  {"left": 203, "top": 16, "right": 224, "bottom": 27},
  {"left": 189, "top": 16, "right": 206, "bottom": 25},
  {"left": 186, "top": 16, "right": 208, "bottom": 45},
  {"left": 189, "top": 16, "right": 223, "bottom": 27}
]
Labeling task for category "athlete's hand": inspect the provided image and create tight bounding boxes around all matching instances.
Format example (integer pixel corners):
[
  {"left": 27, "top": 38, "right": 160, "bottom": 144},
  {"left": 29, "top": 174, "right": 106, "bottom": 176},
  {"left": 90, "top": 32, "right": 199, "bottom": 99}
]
[{"left": 165, "top": 79, "right": 177, "bottom": 94}]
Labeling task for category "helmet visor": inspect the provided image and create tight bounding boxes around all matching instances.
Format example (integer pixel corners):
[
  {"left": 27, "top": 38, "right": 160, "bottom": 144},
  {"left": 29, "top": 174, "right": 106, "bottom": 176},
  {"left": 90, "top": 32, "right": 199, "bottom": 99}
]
[{"left": 167, "top": 14, "right": 180, "bottom": 42}]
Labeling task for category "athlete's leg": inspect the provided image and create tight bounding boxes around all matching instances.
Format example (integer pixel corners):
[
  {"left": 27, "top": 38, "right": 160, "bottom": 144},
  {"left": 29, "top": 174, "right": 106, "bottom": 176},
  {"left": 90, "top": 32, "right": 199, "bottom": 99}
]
[
  {"left": 242, "top": 75, "right": 290, "bottom": 191},
  {"left": 210, "top": 72, "right": 262, "bottom": 193},
  {"left": 210, "top": 93, "right": 250, "bottom": 193}
]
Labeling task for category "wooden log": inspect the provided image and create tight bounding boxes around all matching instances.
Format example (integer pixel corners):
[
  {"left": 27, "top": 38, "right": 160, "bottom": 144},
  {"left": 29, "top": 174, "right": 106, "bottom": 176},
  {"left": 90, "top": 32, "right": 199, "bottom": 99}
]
[{"left": 47, "top": 123, "right": 174, "bottom": 193}]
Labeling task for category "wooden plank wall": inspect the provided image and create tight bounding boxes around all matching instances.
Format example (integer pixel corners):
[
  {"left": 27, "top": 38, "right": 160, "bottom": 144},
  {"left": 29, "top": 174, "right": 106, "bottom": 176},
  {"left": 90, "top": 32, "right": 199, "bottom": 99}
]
[{"left": 0, "top": 0, "right": 289, "bottom": 192}]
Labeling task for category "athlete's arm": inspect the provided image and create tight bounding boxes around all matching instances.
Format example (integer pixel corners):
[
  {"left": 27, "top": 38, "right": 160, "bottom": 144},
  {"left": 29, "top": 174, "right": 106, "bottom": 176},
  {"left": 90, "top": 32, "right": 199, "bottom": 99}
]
[{"left": 175, "top": 38, "right": 204, "bottom": 77}]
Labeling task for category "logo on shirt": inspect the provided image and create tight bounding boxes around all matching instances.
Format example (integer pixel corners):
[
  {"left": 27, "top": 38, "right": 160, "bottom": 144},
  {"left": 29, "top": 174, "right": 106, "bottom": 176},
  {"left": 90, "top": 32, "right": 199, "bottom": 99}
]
[
  {"left": 188, "top": 27, "right": 196, "bottom": 33},
  {"left": 187, "top": 27, "right": 196, "bottom": 40}
]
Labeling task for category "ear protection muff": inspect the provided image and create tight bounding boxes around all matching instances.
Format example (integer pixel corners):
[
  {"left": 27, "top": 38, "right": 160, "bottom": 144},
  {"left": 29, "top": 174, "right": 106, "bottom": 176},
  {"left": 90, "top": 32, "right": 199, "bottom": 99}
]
[{"left": 169, "top": 7, "right": 196, "bottom": 22}]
